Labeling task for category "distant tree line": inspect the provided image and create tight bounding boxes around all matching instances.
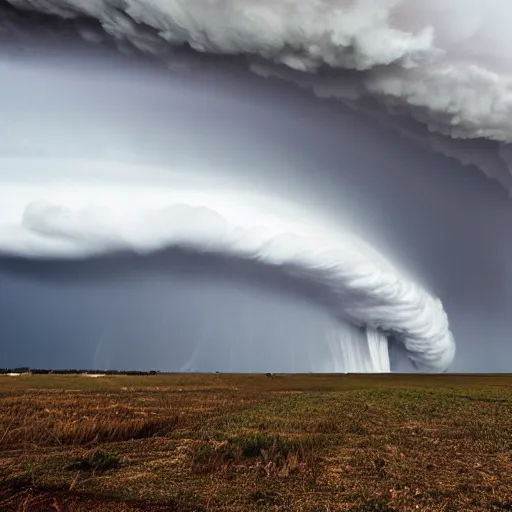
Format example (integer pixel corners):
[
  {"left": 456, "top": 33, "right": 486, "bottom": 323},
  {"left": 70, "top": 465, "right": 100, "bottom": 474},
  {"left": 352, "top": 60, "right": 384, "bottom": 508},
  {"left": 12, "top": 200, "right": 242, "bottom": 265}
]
[{"left": 0, "top": 368, "right": 161, "bottom": 376}]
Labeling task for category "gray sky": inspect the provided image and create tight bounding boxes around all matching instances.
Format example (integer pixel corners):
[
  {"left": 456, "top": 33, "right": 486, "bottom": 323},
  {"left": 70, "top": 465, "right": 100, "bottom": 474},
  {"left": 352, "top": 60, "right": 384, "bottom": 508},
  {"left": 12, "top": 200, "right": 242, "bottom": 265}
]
[{"left": 1, "top": 30, "right": 511, "bottom": 372}]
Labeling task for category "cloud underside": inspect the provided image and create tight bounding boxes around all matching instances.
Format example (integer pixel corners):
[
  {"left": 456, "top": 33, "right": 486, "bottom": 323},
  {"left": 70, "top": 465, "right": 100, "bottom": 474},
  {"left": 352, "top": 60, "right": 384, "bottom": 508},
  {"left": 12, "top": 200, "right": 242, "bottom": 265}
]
[{"left": 3, "top": 0, "right": 512, "bottom": 191}]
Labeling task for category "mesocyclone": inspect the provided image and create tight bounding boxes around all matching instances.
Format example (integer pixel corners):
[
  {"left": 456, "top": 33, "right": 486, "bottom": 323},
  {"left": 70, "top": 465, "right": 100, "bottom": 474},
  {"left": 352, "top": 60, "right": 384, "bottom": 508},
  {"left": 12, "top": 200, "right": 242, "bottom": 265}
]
[{"left": 0, "top": 171, "right": 455, "bottom": 372}]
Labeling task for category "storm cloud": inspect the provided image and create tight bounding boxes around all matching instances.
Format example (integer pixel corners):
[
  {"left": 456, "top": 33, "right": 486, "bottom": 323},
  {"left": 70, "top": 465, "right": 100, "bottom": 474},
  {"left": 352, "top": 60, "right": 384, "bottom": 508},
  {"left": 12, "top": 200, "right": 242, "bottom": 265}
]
[
  {"left": 3, "top": 0, "right": 512, "bottom": 189},
  {"left": 0, "top": 1, "right": 511, "bottom": 372}
]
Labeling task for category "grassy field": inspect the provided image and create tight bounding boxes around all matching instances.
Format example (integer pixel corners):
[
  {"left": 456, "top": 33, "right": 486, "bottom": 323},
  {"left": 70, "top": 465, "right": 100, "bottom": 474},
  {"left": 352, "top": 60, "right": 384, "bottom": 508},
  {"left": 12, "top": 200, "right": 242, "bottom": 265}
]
[{"left": 0, "top": 373, "right": 511, "bottom": 511}]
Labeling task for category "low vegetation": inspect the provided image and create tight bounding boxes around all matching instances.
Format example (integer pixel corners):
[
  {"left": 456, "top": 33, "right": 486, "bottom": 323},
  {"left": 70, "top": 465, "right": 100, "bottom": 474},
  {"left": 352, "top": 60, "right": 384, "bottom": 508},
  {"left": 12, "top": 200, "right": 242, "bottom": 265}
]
[
  {"left": 65, "top": 451, "right": 121, "bottom": 473},
  {"left": 0, "top": 373, "right": 511, "bottom": 511}
]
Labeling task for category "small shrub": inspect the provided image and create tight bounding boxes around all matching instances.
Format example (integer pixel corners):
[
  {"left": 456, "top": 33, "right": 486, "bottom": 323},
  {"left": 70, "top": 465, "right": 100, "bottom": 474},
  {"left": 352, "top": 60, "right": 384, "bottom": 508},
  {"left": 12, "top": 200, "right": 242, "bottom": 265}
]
[
  {"left": 66, "top": 451, "right": 121, "bottom": 473},
  {"left": 235, "top": 432, "right": 316, "bottom": 461},
  {"left": 192, "top": 433, "right": 317, "bottom": 475}
]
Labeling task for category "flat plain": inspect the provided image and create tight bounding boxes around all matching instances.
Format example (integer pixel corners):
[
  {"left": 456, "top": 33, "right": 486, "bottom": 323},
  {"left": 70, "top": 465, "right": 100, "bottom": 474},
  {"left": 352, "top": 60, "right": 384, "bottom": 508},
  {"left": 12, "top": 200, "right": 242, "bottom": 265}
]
[{"left": 0, "top": 373, "right": 511, "bottom": 511}]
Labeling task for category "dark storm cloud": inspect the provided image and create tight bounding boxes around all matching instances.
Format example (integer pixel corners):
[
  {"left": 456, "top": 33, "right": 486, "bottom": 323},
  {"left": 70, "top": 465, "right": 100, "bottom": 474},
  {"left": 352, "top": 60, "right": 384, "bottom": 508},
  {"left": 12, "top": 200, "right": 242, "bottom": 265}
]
[{"left": 3, "top": 0, "right": 512, "bottom": 190}]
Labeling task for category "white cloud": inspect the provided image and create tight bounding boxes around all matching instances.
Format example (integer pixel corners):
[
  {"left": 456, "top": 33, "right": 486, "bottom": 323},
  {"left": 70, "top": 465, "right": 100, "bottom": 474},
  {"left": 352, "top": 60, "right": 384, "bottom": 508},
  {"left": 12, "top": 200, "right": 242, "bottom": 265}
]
[{"left": 0, "top": 160, "right": 454, "bottom": 372}]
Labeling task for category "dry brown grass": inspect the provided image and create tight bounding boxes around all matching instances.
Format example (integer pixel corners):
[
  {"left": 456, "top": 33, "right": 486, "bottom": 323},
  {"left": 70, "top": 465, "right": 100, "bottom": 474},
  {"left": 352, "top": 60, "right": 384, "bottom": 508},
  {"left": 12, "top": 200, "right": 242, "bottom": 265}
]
[
  {"left": 0, "top": 395, "right": 181, "bottom": 448},
  {"left": 1, "top": 373, "right": 512, "bottom": 511}
]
